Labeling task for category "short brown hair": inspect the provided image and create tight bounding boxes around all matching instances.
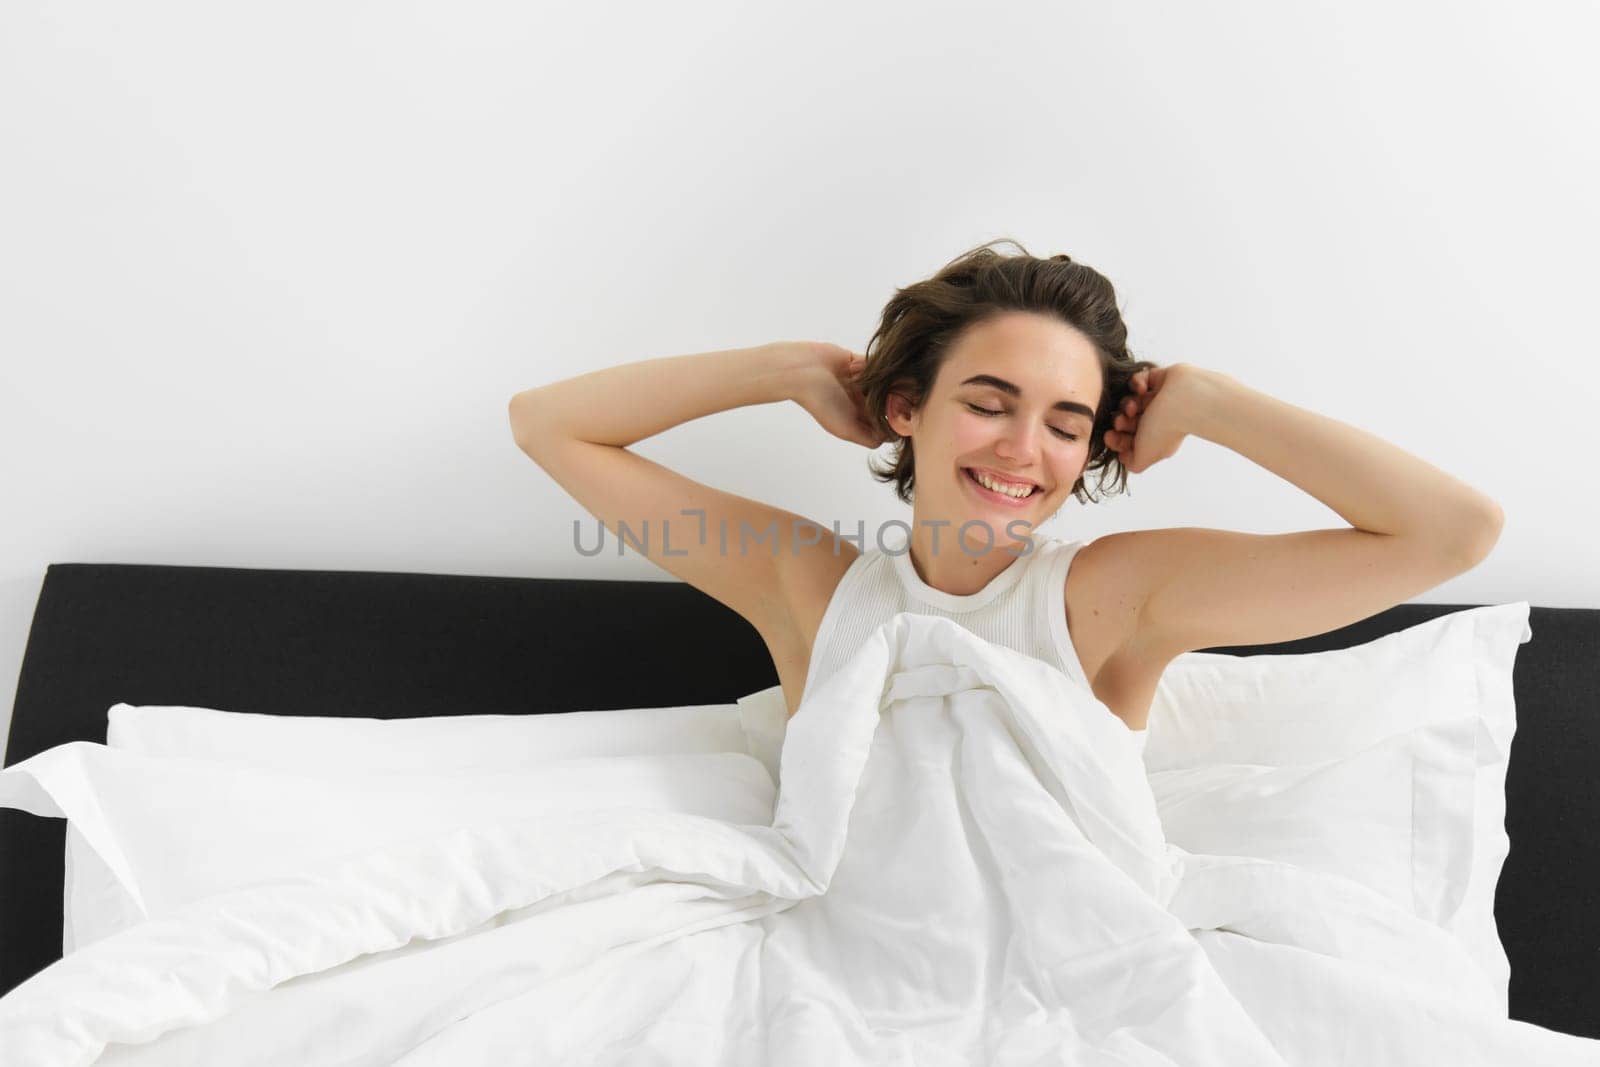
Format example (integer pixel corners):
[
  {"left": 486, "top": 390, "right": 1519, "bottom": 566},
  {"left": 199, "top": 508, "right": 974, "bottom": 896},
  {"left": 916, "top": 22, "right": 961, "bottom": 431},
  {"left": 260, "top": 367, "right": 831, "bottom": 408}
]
[{"left": 858, "top": 237, "right": 1158, "bottom": 506}]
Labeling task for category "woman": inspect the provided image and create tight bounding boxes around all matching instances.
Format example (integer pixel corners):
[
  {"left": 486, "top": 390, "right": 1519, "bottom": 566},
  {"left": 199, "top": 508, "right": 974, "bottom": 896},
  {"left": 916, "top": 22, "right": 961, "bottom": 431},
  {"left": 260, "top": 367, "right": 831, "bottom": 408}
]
[{"left": 507, "top": 238, "right": 1504, "bottom": 728}]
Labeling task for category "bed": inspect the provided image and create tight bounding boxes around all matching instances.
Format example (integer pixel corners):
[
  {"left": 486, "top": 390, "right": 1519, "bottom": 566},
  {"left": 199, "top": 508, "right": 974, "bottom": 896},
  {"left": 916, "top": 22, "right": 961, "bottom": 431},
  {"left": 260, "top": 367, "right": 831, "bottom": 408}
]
[{"left": 1, "top": 560, "right": 1597, "bottom": 1062}]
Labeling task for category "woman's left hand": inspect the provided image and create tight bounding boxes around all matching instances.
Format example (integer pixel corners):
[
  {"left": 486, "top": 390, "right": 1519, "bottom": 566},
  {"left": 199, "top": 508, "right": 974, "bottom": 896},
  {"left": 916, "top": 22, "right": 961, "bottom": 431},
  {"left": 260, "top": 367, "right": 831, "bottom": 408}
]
[{"left": 1103, "top": 363, "right": 1196, "bottom": 475}]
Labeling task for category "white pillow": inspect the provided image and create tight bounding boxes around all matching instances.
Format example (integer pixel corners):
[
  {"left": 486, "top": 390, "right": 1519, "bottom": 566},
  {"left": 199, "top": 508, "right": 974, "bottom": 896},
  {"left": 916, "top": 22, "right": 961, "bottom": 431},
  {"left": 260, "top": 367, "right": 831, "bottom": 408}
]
[
  {"left": 1145, "top": 601, "right": 1530, "bottom": 1015},
  {"left": 50, "top": 698, "right": 765, "bottom": 955},
  {"left": 2, "top": 741, "right": 775, "bottom": 947},
  {"left": 736, "top": 685, "right": 789, "bottom": 788},
  {"left": 1149, "top": 716, "right": 1477, "bottom": 923},
  {"left": 105, "top": 700, "right": 753, "bottom": 772},
  {"left": 63, "top": 824, "right": 146, "bottom": 953}
]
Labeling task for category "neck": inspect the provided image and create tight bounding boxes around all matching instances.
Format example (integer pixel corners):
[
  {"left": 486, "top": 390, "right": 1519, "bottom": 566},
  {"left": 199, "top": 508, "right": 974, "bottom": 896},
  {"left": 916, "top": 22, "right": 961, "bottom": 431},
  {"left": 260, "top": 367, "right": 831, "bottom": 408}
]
[{"left": 904, "top": 518, "right": 1031, "bottom": 597}]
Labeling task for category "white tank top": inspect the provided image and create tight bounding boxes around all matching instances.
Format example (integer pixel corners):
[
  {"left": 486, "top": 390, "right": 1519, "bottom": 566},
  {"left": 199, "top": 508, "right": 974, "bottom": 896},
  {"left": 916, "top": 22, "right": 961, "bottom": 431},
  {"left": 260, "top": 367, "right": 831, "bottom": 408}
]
[{"left": 800, "top": 531, "right": 1149, "bottom": 751}]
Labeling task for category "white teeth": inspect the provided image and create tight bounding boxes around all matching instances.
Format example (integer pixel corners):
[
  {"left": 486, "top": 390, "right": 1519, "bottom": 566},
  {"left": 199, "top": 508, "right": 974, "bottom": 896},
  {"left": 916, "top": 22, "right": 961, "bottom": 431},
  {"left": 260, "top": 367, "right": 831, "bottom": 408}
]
[{"left": 970, "top": 470, "right": 1034, "bottom": 498}]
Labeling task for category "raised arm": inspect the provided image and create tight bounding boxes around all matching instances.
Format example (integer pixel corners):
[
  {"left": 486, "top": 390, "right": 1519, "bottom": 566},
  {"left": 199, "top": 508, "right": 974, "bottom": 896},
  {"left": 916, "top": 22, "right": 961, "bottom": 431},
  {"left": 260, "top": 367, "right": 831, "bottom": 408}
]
[
  {"left": 1097, "top": 363, "right": 1505, "bottom": 663},
  {"left": 511, "top": 343, "right": 816, "bottom": 449},
  {"left": 508, "top": 342, "right": 875, "bottom": 644}
]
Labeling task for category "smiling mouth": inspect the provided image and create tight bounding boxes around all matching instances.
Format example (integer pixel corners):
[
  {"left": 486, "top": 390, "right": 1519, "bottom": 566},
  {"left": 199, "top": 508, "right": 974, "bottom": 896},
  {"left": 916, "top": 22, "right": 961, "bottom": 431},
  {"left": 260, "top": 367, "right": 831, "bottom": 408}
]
[{"left": 962, "top": 467, "right": 1040, "bottom": 500}]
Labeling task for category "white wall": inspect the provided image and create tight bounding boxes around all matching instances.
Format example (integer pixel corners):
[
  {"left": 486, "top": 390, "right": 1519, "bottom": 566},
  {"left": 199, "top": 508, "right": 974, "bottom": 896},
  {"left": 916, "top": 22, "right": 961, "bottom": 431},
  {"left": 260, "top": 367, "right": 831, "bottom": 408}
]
[{"left": 3, "top": 1, "right": 1596, "bottom": 763}]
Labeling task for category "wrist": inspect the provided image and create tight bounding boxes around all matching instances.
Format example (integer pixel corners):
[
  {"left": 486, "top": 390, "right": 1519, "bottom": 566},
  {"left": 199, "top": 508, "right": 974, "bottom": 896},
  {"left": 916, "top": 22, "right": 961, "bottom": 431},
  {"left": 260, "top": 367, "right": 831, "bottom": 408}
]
[
  {"left": 756, "top": 341, "right": 829, "bottom": 406},
  {"left": 1173, "top": 364, "right": 1241, "bottom": 440}
]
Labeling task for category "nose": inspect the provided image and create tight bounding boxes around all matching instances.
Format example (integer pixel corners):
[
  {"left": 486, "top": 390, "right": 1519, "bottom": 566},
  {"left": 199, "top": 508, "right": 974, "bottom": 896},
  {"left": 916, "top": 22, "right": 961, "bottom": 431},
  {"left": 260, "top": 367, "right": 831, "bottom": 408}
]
[{"left": 993, "top": 419, "right": 1041, "bottom": 464}]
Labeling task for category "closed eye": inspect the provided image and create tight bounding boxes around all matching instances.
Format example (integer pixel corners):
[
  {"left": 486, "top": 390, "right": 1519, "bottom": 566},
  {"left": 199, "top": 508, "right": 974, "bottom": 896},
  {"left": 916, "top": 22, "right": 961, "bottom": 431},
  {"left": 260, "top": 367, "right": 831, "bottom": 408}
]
[{"left": 965, "top": 402, "right": 1080, "bottom": 442}]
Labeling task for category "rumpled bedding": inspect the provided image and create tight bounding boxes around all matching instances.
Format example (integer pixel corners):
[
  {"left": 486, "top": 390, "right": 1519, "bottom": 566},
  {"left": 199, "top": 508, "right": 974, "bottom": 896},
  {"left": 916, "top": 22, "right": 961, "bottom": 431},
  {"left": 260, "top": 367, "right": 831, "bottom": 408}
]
[{"left": 3, "top": 612, "right": 1597, "bottom": 1066}]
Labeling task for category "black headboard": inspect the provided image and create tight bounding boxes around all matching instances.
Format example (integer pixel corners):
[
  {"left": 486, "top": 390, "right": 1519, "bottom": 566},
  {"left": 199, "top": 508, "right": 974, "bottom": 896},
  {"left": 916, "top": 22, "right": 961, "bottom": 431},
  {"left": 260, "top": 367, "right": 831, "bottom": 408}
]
[{"left": 4, "top": 563, "right": 1597, "bottom": 1039}]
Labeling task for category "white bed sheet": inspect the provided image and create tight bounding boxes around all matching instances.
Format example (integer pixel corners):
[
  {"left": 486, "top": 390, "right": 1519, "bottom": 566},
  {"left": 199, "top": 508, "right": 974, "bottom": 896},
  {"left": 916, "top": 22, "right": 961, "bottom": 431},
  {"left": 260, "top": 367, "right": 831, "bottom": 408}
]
[{"left": 2, "top": 611, "right": 1593, "bottom": 1066}]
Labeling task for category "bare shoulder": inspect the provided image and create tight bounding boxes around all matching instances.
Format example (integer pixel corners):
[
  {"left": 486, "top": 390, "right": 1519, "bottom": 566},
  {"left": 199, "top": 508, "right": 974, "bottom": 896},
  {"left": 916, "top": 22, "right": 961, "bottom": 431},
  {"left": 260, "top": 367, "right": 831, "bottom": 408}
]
[{"left": 1063, "top": 529, "right": 1178, "bottom": 728}]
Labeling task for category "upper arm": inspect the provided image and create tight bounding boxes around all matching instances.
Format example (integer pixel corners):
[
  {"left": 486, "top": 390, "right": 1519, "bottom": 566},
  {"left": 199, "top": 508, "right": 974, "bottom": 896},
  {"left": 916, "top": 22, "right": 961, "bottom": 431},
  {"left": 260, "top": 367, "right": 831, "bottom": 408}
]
[
  {"left": 508, "top": 398, "right": 835, "bottom": 647},
  {"left": 1124, "top": 520, "right": 1504, "bottom": 659}
]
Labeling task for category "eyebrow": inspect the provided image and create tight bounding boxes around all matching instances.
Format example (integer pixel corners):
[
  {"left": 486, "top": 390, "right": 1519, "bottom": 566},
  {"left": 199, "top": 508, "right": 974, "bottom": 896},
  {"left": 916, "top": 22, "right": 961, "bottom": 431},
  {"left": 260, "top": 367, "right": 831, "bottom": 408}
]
[{"left": 959, "top": 375, "right": 1096, "bottom": 420}]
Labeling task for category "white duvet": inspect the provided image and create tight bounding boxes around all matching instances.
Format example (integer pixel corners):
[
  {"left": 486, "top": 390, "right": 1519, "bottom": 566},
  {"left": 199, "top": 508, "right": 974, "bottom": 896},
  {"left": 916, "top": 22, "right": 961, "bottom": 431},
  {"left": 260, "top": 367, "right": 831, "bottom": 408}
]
[{"left": 3, "top": 613, "right": 1596, "bottom": 1066}]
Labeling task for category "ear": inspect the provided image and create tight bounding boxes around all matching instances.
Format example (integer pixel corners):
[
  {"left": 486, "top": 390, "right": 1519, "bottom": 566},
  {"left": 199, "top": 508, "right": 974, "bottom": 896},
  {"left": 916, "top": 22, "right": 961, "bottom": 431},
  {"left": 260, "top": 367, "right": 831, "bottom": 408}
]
[{"left": 885, "top": 391, "right": 920, "bottom": 438}]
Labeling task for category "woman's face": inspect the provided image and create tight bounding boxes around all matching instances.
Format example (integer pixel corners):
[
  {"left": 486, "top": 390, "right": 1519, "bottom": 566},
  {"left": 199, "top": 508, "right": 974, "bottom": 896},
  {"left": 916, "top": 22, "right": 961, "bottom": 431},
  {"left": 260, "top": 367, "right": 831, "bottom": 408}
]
[{"left": 886, "top": 311, "right": 1102, "bottom": 547}]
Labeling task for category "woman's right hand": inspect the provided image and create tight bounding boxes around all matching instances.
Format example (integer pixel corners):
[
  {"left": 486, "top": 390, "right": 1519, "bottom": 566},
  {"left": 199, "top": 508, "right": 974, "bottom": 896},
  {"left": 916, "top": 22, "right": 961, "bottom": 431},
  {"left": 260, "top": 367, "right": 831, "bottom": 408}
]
[{"left": 777, "top": 341, "right": 888, "bottom": 450}]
